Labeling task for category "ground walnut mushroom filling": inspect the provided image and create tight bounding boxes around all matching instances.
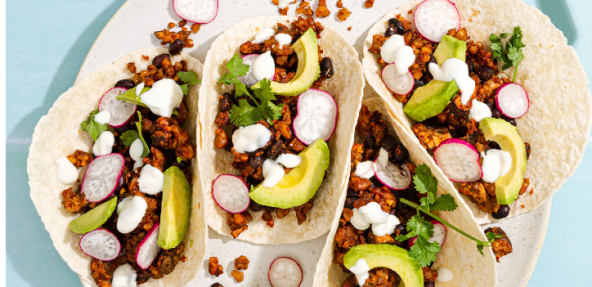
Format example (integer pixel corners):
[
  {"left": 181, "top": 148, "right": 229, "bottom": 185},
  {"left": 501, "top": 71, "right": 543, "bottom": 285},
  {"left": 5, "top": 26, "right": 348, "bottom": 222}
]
[
  {"left": 61, "top": 55, "right": 196, "bottom": 286},
  {"left": 214, "top": 16, "right": 333, "bottom": 239},
  {"left": 369, "top": 15, "right": 532, "bottom": 217}
]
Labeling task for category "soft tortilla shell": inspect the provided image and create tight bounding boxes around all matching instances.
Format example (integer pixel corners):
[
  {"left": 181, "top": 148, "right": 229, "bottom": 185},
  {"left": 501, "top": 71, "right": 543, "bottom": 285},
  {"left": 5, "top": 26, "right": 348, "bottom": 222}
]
[
  {"left": 27, "top": 48, "right": 207, "bottom": 287},
  {"left": 313, "top": 97, "right": 496, "bottom": 287},
  {"left": 362, "top": 0, "right": 592, "bottom": 223},
  {"left": 198, "top": 17, "right": 364, "bottom": 244}
]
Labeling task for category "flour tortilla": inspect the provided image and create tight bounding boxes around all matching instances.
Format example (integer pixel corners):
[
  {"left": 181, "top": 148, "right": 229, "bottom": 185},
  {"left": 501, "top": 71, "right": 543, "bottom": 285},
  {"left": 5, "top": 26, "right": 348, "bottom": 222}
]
[
  {"left": 198, "top": 17, "right": 365, "bottom": 244},
  {"left": 27, "top": 47, "right": 207, "bottom": 287},
  {"left": 313, "top": 97, "right": 497, "bottom": 287},
  {"left": 362, "top": 0, "right": 592, "bottom": 224}
]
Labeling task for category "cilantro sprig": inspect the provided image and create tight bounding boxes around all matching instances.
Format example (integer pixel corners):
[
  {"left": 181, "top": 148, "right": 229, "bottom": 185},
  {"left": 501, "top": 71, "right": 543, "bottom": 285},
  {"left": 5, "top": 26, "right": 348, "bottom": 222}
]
[
  {"left": 81, "top": 109, "right": 108, "bottom": 141},
  {"left": 120, "top": 111, "right": 150, "bottom": 158},
  {"left": 489, "top": 26, "right": 526, "bottom": 82},
  {"left": 396, "top": 164, "right": 501, "bottom": 266},
  {"left": 219, "top": 54, "right": 284, "bottom": 126},
  {"left": 178, "top": 71, "right": 201, "bottom": 95}
]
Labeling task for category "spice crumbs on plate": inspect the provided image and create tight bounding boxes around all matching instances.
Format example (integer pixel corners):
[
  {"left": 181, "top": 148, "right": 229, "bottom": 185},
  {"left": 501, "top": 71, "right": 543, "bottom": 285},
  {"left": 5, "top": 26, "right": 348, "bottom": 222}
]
[
  {"left": 191, "top": 23, "right": 201, "bottom": 33},
  {"left": 168, "top": 22, "right": 175, "bottom": 29},
  {"left": 142, "top": 55, "right": 149, "bottom": 61},
  {"left": 348, "top": 26, "right": 352, "bottom": 31}
]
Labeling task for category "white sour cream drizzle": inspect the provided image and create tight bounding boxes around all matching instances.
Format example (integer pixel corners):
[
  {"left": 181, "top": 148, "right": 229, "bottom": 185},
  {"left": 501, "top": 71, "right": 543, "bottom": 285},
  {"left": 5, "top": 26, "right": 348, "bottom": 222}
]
[
  {"left": 468, "top": 100, "right": 492, "bottom": 122},
  {"left": 351, "top": 202, "right": 400, "bottom": 237},
  {"left": 372, "top": 214, "right": 401, "bottom": 237},
  {"left": 377, "top": 147, "right": 389, "bottom": 167},
  {"left": 136, "top": 82, "right": 145, "bottom": 96},
  {"left": 130, "top": 138, "right": 145, "bottom": 170},
  {"left": 138, "top": 164, "right": 164, "bottom": 195},
  {"left": 232, "top": 124, "right": 271, "bottom": 153},
  {"left": 355, "top": 161, "right": 375, "bottom": 179},
  {"left": 349, "top": 259, "right": 371, "bottom": 286},
  {"left": 429, "top": 58, "right": 476, "bottom": 105},
  {"left": 275, "top": 33, "right": 292, "bottom": 46},
  {"left": 262, "top": 159, "right": 285, "bottom": 188},
  {"left": 117, "top": 196, "right": 147, "bottom": 234},
  {"left": 112, "top": 263, "right": 137, "bottom": 287},
  {"left": 253, "top": 27, "right": 276, "bottom": 43},
  {"left": 140, "top": 79, "right": 183, "bottom": 117},
  {"left": 251, "top": 51, "right": 276, "bottom": 81},
  {"left": 93, "top": 131, "right": 114, "bottom": 156},
  {"left": 359, "top": 202, "right": 389, "bottom": 224},
  {"left": 481, "top": 149, "right": 512, "bottom": 183},
  {"left": 380, "top": 35, "right": 415, "bottom": 74},
  {"left": 350, "top": 208, "right": 371, "bottom": 230},
  {"left": 55, "top": 156, "right": 79, "bottom": 184},
  {"left": 94, "top": 110, "right": 111, "bottom": 125},
  {"left": 276, "top": 153, "right": 302, "bottom": 168},
  {"left": 437, "top": 267, "right": 454, "bottom": 282}
]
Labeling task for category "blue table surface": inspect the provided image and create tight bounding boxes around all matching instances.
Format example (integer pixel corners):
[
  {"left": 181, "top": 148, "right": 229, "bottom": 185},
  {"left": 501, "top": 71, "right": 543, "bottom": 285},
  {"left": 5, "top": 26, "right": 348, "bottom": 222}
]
[{"left": 6, "top": 0, "right": 591, "bottom": 286}]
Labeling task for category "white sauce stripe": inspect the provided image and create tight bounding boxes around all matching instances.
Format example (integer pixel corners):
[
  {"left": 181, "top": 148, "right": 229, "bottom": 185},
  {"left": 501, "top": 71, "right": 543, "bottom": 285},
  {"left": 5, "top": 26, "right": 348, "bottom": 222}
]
[
  {"left": 349, "top": 259, "right": 371, "bottom": 286},
  {"left": 429, "top": 59, "right": 475, "bottom": 105}
]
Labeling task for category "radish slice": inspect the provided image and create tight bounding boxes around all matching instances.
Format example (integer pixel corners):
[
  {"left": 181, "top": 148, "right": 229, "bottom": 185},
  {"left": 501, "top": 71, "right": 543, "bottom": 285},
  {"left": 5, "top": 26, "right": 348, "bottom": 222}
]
[
  {"left": 239, "top": 54, "right": 275, "bottom": 88},
  {"left": 136, "top": 223, "right": 162, "bottom": 270},
  {"left": 79, "top": 228, "right": 121, "bottom": 261},
  {"left": 408, "top": 220, "right": 447, "bottom": 249},
  {"left": 495, "top": 83, "right": 529, "bottom": 118},
  {"left": 293, "top": 89, "right": 338, "bottom": 145},
  {"left": 173, "top": 0, "right": 218, "bottom": 24},
  {"left": 433, "top": 138, "right": 482, "bottom": 183},
  {"left": 98, "top": 87, "right": 137, "bottom": 128},
  {"left": 382, "top": 64, "right": 414, "bottom": 95},
  {"left": 81, "top": 154, "right": 125, "bottom": 202},
  {"left": 373, "top": 158, "right": 412, "bottom": 190},
  {"left": 268, "top": 257, "right": 303, "bottom": 287},
  {"left": 414, "top": 0, "right": 460, "bottom": 43},
  {"left": 212, "top": 174, "right": 250, "bottom": 214}
]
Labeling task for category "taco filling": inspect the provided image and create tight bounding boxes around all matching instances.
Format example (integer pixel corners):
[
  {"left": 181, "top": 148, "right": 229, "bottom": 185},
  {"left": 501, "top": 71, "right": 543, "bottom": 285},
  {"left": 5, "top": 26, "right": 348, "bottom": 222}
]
[
  {"left": 56, "top": 54, "right": 199, "bottom": 286},
  {"left": 368, "top": 0, "right": 532, "bottom": 219}
]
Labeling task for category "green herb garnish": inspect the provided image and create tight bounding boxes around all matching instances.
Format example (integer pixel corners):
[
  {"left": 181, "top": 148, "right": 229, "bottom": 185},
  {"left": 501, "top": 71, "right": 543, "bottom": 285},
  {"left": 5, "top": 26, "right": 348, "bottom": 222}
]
[
  {"left": 120, "top": 130, "right": 140, "bottom": 147},
  {"left": 116, "top": 87, "right": 150, "bottom": 107},
  {"left": 178, "top": 71, "right": 201, "bottom": 95},
  {"left": 218, "top": 54, "right": 251, "bottom": 98},
  {"left": 81, "top": 109, "right": 108, "bottom": 141},
  {"left": 489, "top": 26, "right": 525, "bottom": 82},
  {"left": 134, "top": 112, "right": 150, "bottom": 158},
  {"left": 176, "top": 157, "right": 184, "bottom": 163}
]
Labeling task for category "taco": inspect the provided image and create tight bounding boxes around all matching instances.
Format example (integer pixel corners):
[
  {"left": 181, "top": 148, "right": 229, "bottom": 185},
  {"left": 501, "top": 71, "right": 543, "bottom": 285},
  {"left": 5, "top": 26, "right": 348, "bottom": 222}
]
[
  {"left": 313, "top": 97, "right": 500, "bottom": 287},
  {"left": 27, "top": 47, "right": 206, "bottom": 287},
  {"left": 362, "top": 0, "right": 591, "bottom": 223},
  {"left": 198, "top": 16, "right": 364, "bottom": 244}
]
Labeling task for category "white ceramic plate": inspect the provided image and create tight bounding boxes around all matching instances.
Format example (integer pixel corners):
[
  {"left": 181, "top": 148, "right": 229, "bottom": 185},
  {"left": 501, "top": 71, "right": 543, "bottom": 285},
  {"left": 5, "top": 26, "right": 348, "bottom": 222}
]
[{"left": 76, "top": 0, "right": 551, "bottom": 286}]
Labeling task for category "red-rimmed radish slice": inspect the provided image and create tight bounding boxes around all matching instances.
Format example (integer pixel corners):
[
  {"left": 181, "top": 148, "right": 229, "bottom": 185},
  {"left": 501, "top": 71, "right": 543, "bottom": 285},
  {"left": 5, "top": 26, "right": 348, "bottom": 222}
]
[
  {"left": 373, "top": 158, "right": 412, "bottom": 190},
  {"left": 495, "top": 83, "right": 529, "bottom": 119},
  {"left": 98, "top": 87, "right": 137, "bottom": 128},
  {"left": 212, "top": 174, "right": 250, "bottom": 214},
  {"left": 408, "top": 220, "right": 447, "bottom": 249},
  {"left": 293, "top": 89, "right": 338, "bottom": 145},
  {"left": 434, "top": 138, "right": 482, "bottom": 183},
  {"left": 173, "top": 0, "right": 218, "bottom": 24},
  {"left": 81, "top": 154, "right": 125, "bottom": 202},
  {"left": 414, "top": 0, "right": 460, "bottom": 43},
  {"left": 136, "top": 223, "right": 162, "bottom": 270},
  {"left": 268, "top": 257, "right": 303, "bottom": 287},
  {"left": 382, "top": 64, "right": 414, "bottom": 95},
  {"left": 238, "top": 54, "right": 275, "bottom": 88},
  {"left": 79, "top": 228, "right": 121, "bottom": 261}
]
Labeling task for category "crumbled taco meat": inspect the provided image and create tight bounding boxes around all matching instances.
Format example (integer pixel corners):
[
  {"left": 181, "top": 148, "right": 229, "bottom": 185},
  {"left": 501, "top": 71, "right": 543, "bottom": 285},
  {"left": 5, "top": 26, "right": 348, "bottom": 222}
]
[
  {"left": 208, "top": 257, "right": 224, "bottom": 277},
  {"left": 234, "top": 255, "right": 250, "bottom": 270},
  {"left": 211, "top": 284, "right": 223, "bottom": 287},
  {"left": 154, "top": 29, "right": 193, "bottom": 47},
  {"left": 296, "top": 1, "right": 313, "bottom": 17},
  {"left": 337, "top": 7, "right": 351, "bottom": 21},
  {"left": 485, "top": 227, "right": 513, "bottom": 262},
  {"left": 90, "top": 256, "right": 127, "bottom": 287},
  {"left": 411, "top": 123, "right": 452, "bottom": 152},
  {"left": 227, "top": 211, "right": 252, "bottom": 239},
  {"left": 519, "top": 178, "right": 530, "bottom": 195},
  {"left": 316, "top": 0, "right": 330, "bottom": 18},
  {"left": 61, "top": 187, "right": 89, "bottom": 214},
  {"left": 343, "top": 268, "right": 401, "bottom": 287},
  {"left": 191, "top": 23, "right": 201, "bottom": 34},
  {"left": 364, "top": 0, "right": 375, "bottom": 8},
  {"left": 231, "top": 270, "right": 245, "bottom": 282},
  {"left": 422, "top": 266, "right": 438, "bottom": 282},
  {"left": 459, "top": 182, "right": 500, "bottom": 214},
  {"left": 178, "top": 20, "right": 186, "bottom": 27}
]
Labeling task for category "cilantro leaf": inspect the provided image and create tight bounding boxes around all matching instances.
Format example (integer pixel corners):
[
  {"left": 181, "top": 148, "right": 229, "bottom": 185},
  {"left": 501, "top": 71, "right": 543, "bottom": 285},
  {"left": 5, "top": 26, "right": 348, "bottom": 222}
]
[
  {"left": 229, "top": 99, "right": 262, "bottom": 126},
  {"left": 81, "top": 109, "right": 108, "bottom": 141},
  {"left": 120, "top": 130, "right": 140, "bottom": 147},
  {"left": 486, "top": 231, "right": 503, "bottom": 241},
  {"left": 477, "top": 243, "right": 485, "bottom": 256},
  {"left": 218, "top": 54, "right": 251, "bottom": 98},
  {"left": 116, "top": 87, "right": 149, "bottom": 107},
  {"left": 177, "top": 157, "right": 184, "bottom": 163},
  {"left": 414, "top": 164, "right": 438, "bottom": 198},
  {"left": 430, "top": 194, "right": 458, "bottom": 212},
  {"left": 409, "top": 236, "right": 441, "bottom": 267},
  {"left": 178, "top": 71, "right": 201, "bottom": 95},
  {"left": 225, "top": 54, "right": 250, "bottom": 77},
  {"left": 135, "top": 112, "right": 150, "bottom": 158},
  {"left": 488, "top": 26, "right": 525, "bottom": 81}
]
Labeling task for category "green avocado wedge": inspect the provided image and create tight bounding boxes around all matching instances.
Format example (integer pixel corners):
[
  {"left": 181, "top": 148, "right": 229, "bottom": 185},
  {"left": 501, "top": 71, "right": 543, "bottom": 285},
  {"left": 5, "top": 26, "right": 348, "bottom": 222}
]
[
  {"left": 158, "top": 166, "right": 192, "bottom": 249},
  {"left": 344, "top": 244, "right": 423, "bottom": 287},
  {"left": 433, "top": 35, "right": 467, "bottom": 65},
  {"left": 252, "top": 28, "right": 320, "bottom": 96},
  {"left": 479, "top": 118, "right": 527, "bottom": 205},
  {"left": 69, "top": 197, "right": 117, "bottom": 234},
  {"left": 249, "top": 138, "right": 330, "bottom": 209}
]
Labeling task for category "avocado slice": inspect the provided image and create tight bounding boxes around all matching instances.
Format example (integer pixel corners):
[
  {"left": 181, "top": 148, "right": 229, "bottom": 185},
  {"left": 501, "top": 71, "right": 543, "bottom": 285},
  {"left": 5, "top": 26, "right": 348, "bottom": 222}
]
[
  {"left": 479, "top": 118, "right": 527, "bottom": 205},
  {"left": 433, "top": 35, "right": 467, "bottom": 65},
  {"left": 158, "top": 166, "right": 192, "bottom": 249},
  {"left": 249, "top": 138, "right": 329, "bottom": 209},
  {"left": 344, "top": 244, "right": 423, "bottom": 287},
  {"left": 252, "top": 28, "right": 320, "bottom": 96},
  {"left": 69, "top": 197, "right": 117, "bottom": 234}
]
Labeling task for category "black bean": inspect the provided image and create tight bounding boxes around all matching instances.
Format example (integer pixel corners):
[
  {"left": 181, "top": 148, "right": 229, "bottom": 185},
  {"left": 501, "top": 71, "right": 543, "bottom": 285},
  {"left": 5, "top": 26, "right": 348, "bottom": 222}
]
[
  {"left": 263, "top": 205, "right": 275, "bottom": 213},
  {"left": 394, "top": 145, "right": 409, "bottom": 163},
  {"left": 381, "top": 135, "right": 397, "bottom": 151},
  {"left": 414, "top": 79, "right": 426, "bottom": 90},
  {"left": 320, "top": 57, "right": 334, "bottom": 79},
  {"left": 492, "top": 205, "right": 510, "bottom": 219},
  {"left": 248, "top": 156, "right": 263, "bottom": 170},
  {"left": 346, "top": 188, "right": 358, "bottom": 198},
  {"left": 344, "top": 198, "right": 356, "bottom": 209},
  {"left": 424, "top": 282, "right": 435, "bottom": 287},
  {"left": 169, "top": 39, "right": 184, "bottom": 56},
  {"left": 360, "top": 130, "right": 374, "bottom": 149},
  {"left": 395, "top": 224, "right": 406, "bottom": 237},
  {"left": 388, "top": 18, "right": 405, "bottom": 34},
  {"left": 249, "top": 201, "right": 264, "bottom": 212},
  {"left": 152, "top": 53, "right": 171, "bottom": 69},
  {"left": 478, "top": 66, "right": 494, "bottom": 82},
  {"left": 489, "top": 141, "right": 501, "bottom": 150},
  {"left": 266, "top": 140, "right": 284, "bottom": 159},
  {"left": 468, "top": 61, "right": 477, "bottom": 74},
  {"left": 384, "top": 27, "right": 396, "bottom": 38},
  {"left": 220, "top": 93, "right": 232, "bottom": 112},
  {"left": 503, "top": 117, "right": 517, "bottom": 126},
  {"left": 491, "top": 109, "right": 502, "bottom": 119},
  {"left": 427, "top": 54, "right": 437, "bottom": 66},
  {"left": 114, "top": 79, "right": 135, "bottom": 89}
]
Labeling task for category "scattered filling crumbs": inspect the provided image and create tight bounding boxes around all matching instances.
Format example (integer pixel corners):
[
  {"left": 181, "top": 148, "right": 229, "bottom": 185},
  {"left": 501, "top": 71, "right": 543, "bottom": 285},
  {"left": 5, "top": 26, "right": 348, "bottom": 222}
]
[
  {"left": 208, "top": 257, "right": 224, "bottom": 277},
  {"left": 316, "top": 0, "right": 330, "bottom": 18},
  {"left": 154, "top": 29, "right": 194, "bottom": 47},
  {"left": 337, "top": 0, "right": 343, "bottom": 8},
  {"left": 364, "top": 0, "right": 375, "bottom": 8},
  {"left": 348, "top": 26, "right": 352, "bottom": 31},
  {"left": 179, "top": 19, "right": 186, "bottom": 27},
  {"left": 408, "top": 9, "right": 413, "bottom": 14},
  {"left": 211, "top": 284, "right": 223, "bottom": 287},
  {"left": 337, "top": 7, "right": 351, "bottom": 21},
  {"left": 127, "top": 62, "right": 137, "bottom": 74},
  {"left": 521, "top": 204, "right": 525, "bottom": 208},
  {"left": 234, "top": 256, "right": 250, "bottom": 270},
  {"left": 296, "top": 0, "right": 313, "bottom": 16},
  {"left": 168, "top": 22, "right": 176, "bottom": 29},
  {"left": 191, "top": 23, "right": 201, "bottom": 33},
  {"left": 231, "top": 270, "right": 244, "bottom": 282},
  {"left": 279, "top": 6, "right": 289, "bottom": 15},
  {"left": 530, "top": 190, "right": 534, "bottom": 195},
  {"left": 142, "top": 55, "right": 149, "bottom": 61}
]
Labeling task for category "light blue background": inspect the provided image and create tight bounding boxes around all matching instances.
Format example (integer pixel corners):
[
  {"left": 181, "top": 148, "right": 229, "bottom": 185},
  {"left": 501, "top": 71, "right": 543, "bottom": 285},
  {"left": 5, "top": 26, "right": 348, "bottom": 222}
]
[{"left": 6, "top": 0, "right": 591, "bottom": 286}]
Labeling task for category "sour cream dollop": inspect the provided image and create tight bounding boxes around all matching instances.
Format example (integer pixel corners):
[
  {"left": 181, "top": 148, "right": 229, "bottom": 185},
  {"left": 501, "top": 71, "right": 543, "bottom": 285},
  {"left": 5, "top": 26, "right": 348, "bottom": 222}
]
[
  {"left": 380, "top": 35, "right": 415, "bottom": 74},
  {"left": 276, "top": 153, "right": 302, "bottom": 168},
  {"left": 136, "top": 82, "right": 145, "bottom": 96},
  {"left": 351, "top": 202, "right": 401, "bottom": 237},
  {"left": 140, "top": 79, "right": 183, "bottom": 117},
  {"left": 371, "top": 215, "right": 401, "bottom": 237},
  {"left": 350, "top": 208, "right": 371, "bottom": 230},
  {"left": 349, "top": 259, "right": 371, "bottom": 286},
  {"left": 55, "top": 156, "right": 79, "bottom": 184},
  {"left": 359, "top": 202, "right": 389, "bottom": 225},
  {"left": 275, "top": 33, "right": 292, "bottom": 46},
  {"left": 232, "top": 124, "right": 271, "bottom": 153},
  {"left": 93, "top": 131, "right": 114, "bottom": 156},
  {"left": 112, "top": 264, "right": 137, "bottom": 287},
  {"left": 429, "top": 58, "right": 476, "bottom": 105},
  {"left": 94, "top": 110, "right": 111, "bottom": 125},
  {"left": 253, "top": 27, "right": 276, "bottom": 43},
  {"left": 377, "top": 148, "right": 389, "bottom": 167},
  {"left": 481, "top": 149, "right": 512, "bottom": 183},
  {"left": 355, "top": 161, "right": 375, "bottom": 179},
  {"left": 138, "top": 164, "right": 164, "bottom": 195},
  {"left": 469, "top": 99, "right": 492, "bottom": 122},
  {"left": 251, "top": 51, "right": 276, "bottom": 81},
  {"left": 262, "top": 159, "right": 285, "bottom": 188},
  {"left": 117, "top": 196, "right": 147, "bottom": 234},
  {"left": 437, "top": 267, "right": 454, "bottom": 282},
  {"left": 130, "top": 139, "right": 145, "bottom": 170}
]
